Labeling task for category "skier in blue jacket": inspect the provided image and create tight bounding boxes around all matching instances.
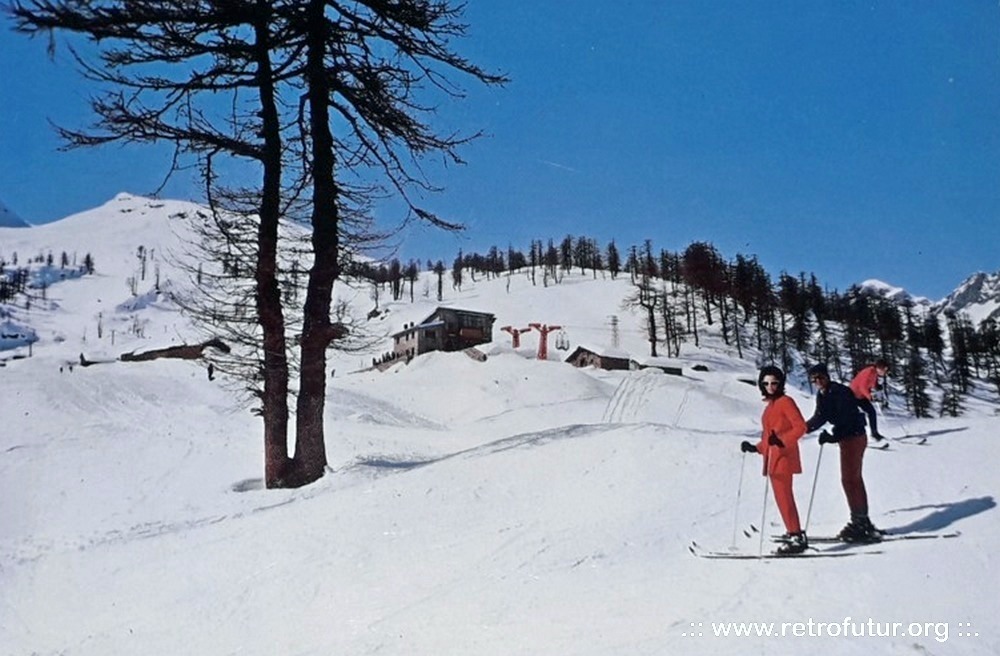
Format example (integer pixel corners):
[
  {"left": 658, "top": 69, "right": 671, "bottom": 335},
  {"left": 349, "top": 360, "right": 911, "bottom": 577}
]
[{"left": 804, "top": 363, "right": 881, "bottom": 542}]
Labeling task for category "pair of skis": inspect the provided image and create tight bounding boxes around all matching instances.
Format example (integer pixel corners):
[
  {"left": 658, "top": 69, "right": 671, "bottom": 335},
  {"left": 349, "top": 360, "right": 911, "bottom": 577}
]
[
  {"left": 690, "top": 530, "right": 959, "bottom": 560},
  {"left": 868, "top": 435, "right": 929, "bottom": 451},
  {"left": 689, "top": 543, "right": 881, "bottom": 560}
]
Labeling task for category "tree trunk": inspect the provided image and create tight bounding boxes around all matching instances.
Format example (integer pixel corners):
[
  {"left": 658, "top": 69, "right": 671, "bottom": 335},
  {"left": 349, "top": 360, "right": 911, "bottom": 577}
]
[
  {"left": 253, "top": 10, "right": 292, "bottom": 488},
  {"left": 645, "top": 303, "right": 658, "bottom": 357},
  {"left": 289, "top": 0, "right": 339, "bottom": 487}
]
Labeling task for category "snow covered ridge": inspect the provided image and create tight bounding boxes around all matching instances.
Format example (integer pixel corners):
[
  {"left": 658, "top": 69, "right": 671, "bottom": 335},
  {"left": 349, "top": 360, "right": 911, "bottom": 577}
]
[
  {"left": 0, "top": 197, "right": 30, "bottom": 228},
  {"left": 858, "top": 272, "right": 1000, "bottom": 327},
  {"left": 854, "top": 275, "right": 1000, "bottom": 326},
  {"left": 935, "top": 271, "right": 1000, "bottom": 326},
  {"left": 0, "top": 193, "right": 221, "bottom": 357},
  {"left": 3, "top": 192, "right": 1000, "bottom": 363},
  {"left": 857, "top": 278, "right": 922, "bottom": 304}
]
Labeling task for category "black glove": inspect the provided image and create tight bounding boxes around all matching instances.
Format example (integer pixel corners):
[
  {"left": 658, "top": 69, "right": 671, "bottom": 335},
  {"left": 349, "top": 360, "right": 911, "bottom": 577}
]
[
  {"left": 818, "top": 430, "right": 834, "bottom": 445},
  {"left": 767, "top": 432, "right": 785, "bottom": 448},
  {"left": 740, "top": 441, "right": 757, "bottom": 454},
  {"left": 874, "top": 383, "right": 883, "bottom": 391}
]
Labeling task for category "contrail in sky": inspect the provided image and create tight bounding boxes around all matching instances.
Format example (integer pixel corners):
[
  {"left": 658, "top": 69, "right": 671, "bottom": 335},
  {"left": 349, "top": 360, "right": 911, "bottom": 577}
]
[{"left": 539, "top": 159, "right": 578, "bottom": 173}]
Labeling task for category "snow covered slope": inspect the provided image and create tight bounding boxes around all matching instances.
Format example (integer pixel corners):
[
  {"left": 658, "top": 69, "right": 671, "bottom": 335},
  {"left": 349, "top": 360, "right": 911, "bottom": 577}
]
[
  {"left": 0, "top": 193, "right": 211, "bottom": 359},
  {"left": 2, "top": 195, "right": 999, "bottom": 655}
]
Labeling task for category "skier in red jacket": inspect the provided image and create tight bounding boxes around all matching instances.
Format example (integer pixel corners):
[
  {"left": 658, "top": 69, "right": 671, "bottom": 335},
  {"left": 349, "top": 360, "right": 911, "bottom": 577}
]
[
  {"left": 850, "top": 359, "right": 889, "bottom": 441},
  {"left": 741, "top": 365, "right": 808, "bottom": 555}
]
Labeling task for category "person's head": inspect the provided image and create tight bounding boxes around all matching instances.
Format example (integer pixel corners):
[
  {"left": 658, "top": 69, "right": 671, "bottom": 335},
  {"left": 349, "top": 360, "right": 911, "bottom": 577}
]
[
  {"left": 874, "top": 358, "right": 889, "bottom": 376},
  {"left": 758, "top": 365, "right": 786, "bottom": 399},
  {"left": 807, "top": 363, "right": 830, "bottom": 391}
]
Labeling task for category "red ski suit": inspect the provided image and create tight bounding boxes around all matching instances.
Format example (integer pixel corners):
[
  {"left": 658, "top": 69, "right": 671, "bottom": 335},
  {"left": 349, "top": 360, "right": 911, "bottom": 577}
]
[
  {"left": 754, "top": 394, "right": 808, "bottom": 534},
  {"left": 755, "top": 395, "right": 807, "bottom": 475},
  {"left": 850, "top": 365, "right": 881, "bottom": 401}
]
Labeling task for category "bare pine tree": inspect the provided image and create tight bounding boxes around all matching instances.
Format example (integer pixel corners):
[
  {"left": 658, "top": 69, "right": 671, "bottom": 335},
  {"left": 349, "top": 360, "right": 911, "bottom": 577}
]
[{"left": 12, "top": 0, "right": 506, "bottom": 487}]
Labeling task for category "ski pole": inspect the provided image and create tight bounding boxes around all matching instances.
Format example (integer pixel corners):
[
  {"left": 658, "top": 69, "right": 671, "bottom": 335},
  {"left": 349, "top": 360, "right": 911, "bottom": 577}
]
[
  {"left": 880, "top": 402, "right": 912, "bottom": 438},
  {"left": 804, "top": 443, "right": 824, "bottom": 533},
  {"left": 731, "top": 451, "right": 748, "bottom": 549},
  {"left": 875, "top": 401, "right": 916, "bottom": 441},
  {"left": 758, "top": 446, "right": 772, "bottom": 556}
]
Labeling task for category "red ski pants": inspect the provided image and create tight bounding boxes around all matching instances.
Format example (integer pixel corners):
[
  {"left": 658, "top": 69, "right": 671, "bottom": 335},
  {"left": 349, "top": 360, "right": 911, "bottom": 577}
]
[
  {"left": 838, "top": 434, "right": 868, "bottom": 515},
  {"left": 770, "top": 472, "right": 801, "bottom": 534}
]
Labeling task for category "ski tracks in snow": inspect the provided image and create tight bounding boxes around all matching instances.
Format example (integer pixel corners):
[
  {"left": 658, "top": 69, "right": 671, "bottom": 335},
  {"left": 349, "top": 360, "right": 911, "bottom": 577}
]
[
  {"left": 601, "top": 369, "right": 693, "bottom": 427},
  {"left": 602, "top": 371, "right": 662, "bottom": 423}
]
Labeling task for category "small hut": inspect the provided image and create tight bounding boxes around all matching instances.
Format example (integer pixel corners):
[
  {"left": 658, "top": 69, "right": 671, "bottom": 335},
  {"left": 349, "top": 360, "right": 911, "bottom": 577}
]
[
  {"left": 630, "top": 355, "right": 685, "bottom": 376},
  {"left": 564, "top": 344, "right": 631, "bottom": 370}
]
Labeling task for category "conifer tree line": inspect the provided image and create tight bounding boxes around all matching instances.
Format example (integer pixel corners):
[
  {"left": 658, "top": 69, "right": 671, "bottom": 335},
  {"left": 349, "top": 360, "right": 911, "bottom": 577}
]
[
  {"left": 0, "top": 251, "right": 95, "bottom": 304},
  {"left": 359, "top": 233, "right": 999, "bottom": 418}
]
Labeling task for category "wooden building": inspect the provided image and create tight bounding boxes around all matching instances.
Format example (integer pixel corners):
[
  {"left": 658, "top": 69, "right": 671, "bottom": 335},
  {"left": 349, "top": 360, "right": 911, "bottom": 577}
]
[
  {"left": 630, "top": 355, "right": 685, "bottom": 376},
  {"left": 564, "top": 344, "right": 631, "bottom": 370},
  {"left": 391, "top": 307, "right": 496, "bottom": 359}
]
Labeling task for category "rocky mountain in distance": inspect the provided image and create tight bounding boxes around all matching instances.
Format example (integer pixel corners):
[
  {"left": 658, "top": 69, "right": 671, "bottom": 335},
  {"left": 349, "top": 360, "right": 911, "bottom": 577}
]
[
  {"left": 935, "top": 271, "right": 1000, "bottom": 326},
  {"left": 859, "top": 272, "right": 1000, "bottom": 327}
]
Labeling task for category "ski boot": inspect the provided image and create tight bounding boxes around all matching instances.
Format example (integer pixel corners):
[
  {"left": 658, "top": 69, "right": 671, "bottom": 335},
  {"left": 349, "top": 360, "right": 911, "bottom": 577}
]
[
  {"left": 775, "top": 531, "right": 809, "bottom": 555},
  {"left": 837, "top": 517, "right": 882, "bottom": 543}
]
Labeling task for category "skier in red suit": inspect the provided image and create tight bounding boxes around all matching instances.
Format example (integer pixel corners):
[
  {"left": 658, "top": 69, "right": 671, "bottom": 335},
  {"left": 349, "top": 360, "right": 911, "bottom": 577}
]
[
  {"left": 741, "top": 365, "right": 808, "bottom": 555},
  {"left": 850, "top": 359, "right": 890, "bottom": 441}
]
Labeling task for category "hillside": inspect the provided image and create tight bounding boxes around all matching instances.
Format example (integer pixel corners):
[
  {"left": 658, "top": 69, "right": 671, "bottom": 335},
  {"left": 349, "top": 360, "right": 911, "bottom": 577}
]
[
  {"left": 0, "top": 198, "right": 29, "bottom": 228},
  {"left": 2, "top": 195, "right": 999, "bottom": 655}
]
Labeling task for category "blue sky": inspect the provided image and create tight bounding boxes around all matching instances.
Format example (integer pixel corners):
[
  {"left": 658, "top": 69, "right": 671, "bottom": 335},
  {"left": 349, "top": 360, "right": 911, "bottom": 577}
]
[{"left": 2, "top": 1, "right": 999, "bottom": 300}]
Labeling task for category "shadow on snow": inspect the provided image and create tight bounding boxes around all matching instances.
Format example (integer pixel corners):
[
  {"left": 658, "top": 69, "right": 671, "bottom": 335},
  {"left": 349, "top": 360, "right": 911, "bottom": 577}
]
[{"left": 885, "top": 496, "right": 996, "bottom": 534}]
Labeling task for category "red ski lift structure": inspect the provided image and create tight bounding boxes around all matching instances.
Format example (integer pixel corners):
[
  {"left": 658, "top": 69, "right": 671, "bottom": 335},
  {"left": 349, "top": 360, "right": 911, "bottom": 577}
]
[
  {"left": 528, "top": 323, "right": 562, "bottom": 360},
  {"left": 500, "top": 325, "right": 533, "bottom": 348}
]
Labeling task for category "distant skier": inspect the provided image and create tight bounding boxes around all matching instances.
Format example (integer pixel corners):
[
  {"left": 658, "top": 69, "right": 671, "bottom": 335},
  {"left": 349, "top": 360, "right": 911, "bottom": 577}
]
[
  {"left": 740, "top": 365, "right": 808, "bottom": 555},
  {"left": 850, "top": 359, "right": 889, "bottom": 441},
  {"left": 805, "top": 363, "right": 881, "bottom": 543}
]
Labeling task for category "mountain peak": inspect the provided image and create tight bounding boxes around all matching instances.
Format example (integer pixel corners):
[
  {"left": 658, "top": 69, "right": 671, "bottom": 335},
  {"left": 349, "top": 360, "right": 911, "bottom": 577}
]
[
  {"left": 856, "top": 279, "right": 922, "bottom": 304},
  {"left": 0, "top": 198, "right": 30, "bottom": 228},
  {"left": 936, "top": 271, "right": 1000, "bottom": 325}
]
